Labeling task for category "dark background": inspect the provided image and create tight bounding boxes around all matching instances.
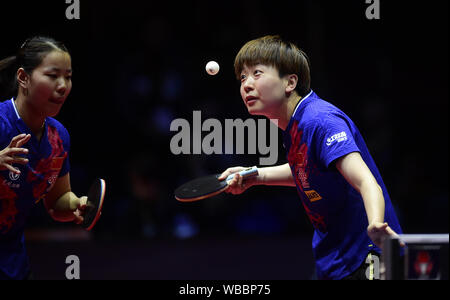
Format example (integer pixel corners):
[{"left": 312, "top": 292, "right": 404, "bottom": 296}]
[{"left": 0, "top": 0, "right": 447, "bottom": 279}]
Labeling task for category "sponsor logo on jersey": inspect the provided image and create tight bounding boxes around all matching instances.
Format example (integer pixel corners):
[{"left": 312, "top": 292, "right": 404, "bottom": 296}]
[
  {"left": 9, "top": 171, "right": 20, "bottom": 181},
  {"left": 305, "top": 190, "right": 322, "bottom": 202},
  {"left": 326, "top": 131, "right": 348, "bottom": 146}
]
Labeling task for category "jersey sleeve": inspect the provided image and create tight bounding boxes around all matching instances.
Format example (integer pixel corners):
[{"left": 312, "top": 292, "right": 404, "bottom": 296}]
[
  {"left": 58, "top": 124, "right": 71, "bottom": 177},
  {"left": 311, "top": 112, "right": 361, "bottom": 168}
]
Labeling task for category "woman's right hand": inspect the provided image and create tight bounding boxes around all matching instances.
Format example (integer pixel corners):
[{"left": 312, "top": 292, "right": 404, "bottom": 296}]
[
  {"left": 218, "top": 166, "right": 260, "bottom": 195},
  {"left": 0, "top": 134, "right": 31, "bottom": 174}
]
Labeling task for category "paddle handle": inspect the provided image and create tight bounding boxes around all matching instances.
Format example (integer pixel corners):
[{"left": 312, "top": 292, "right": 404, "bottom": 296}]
[{"left": 225, "top": 166, "right": 259, "bottom": 184}]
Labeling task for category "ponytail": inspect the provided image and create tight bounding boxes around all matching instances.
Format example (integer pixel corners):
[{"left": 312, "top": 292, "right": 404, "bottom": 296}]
[{"left": 0, "top": 56, "right": 18, "bottom": 100}]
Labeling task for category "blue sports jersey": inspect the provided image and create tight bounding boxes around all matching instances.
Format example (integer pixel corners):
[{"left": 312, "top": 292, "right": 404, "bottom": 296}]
[
  {"left": 282, "top": 91, "right": 402, "bottom": 280},
  {"left": 0, "top": 98, "right": 70, "bottom": 280}
]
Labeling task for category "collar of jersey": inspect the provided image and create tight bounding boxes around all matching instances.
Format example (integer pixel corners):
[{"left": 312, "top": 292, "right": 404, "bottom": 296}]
[
  {"left": 9, "top": 98, "right": 48, "bottom": 152},
  {"left": 285, "top": 90, "right": 314, "bottom": 133}
]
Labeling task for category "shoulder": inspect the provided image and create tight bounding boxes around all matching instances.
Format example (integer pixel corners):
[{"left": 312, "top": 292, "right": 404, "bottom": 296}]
[
  {"left": 0, "top": 115, "right": 8, "bottom": 145},
  {"left": 298, "top": 99, "right": 357, "bottom": 144},
  {"left": 0, "top": 100, "right": 11, "bottom": 121},
  {"left": 304, "top": 97, "right": 350, "bottom": 129},
  {"left": 305, "top": 95, "right": 344, "bottom": 117},
  {"left": 0, "top": 101, "right": 13, "bottom": 146}
]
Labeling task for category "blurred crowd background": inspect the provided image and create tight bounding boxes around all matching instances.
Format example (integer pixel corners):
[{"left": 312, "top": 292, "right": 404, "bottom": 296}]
[{"left": 1, "top": 0, "right": 448, "bottom": 243}]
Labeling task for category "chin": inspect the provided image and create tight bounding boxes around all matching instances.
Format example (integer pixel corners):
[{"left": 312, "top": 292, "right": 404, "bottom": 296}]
[
  {"left": 247, "top": 109, "right": 264, "bottom": 117},
  {"left": 47, "top": 108, "right": 62, "bottom": 118},
  {"left": 246, "top": 104, "right": 268, "bottom": 117}
]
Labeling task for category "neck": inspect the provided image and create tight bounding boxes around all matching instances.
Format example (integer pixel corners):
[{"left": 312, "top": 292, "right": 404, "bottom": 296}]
[
  {"left": 267, "top": 93, "right": 303, "bottom": 131},
  {"left": 15, "top": 93, "right": 46, "bottom": 137}
]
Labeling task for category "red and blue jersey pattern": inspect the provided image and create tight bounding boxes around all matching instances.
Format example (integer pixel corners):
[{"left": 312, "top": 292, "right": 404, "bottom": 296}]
[
  {"left": 0, "top": 99, "right": 70, "bottom": 280},
  {"left": 283, "top": 91, "right": 402, "bottom": 280}
]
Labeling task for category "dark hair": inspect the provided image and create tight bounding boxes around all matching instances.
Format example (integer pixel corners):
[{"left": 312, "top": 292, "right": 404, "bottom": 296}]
[
  {"left": 0, "top": 36, "right": 69, "bottom": 100},
  {"left": 234, "top": 35, "right": 311, "bottom": 97}
]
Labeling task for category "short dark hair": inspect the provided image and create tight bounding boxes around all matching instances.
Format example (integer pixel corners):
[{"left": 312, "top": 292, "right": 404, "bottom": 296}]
[
  {"left": 234, "top": 35, "right": 311, "bottom": 97},
  {"left": 0, "top": 36, "right": 69, "bottom": 100}
]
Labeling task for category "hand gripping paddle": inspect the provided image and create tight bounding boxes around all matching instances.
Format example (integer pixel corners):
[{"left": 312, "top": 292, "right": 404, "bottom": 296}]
[
  {"left": 175, "top": 166, "right": 258, "bottom": 202},
  {"left": 81, "top": 178, "right": 106, "bottom": 231}
]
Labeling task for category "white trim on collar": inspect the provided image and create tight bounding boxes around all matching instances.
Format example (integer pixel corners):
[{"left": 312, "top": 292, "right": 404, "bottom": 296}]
[
  {"left": 292, "top": 90, "right": 314, "bottom": 116},
  {"left": 10, "top": 98, "right": 21, "bottom": 119}
]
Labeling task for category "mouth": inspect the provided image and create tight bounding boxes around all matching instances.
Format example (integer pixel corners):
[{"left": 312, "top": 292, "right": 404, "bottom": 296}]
[
  {"left": 49, "top": 97, "right": 65, "bottom": 105},
  {"left": 245, "top": 96, "right": 259, "bottom": 105}
]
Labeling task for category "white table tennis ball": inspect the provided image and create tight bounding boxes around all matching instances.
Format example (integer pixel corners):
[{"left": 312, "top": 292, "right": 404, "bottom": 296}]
[{"left": 206, "top": 61, "right": 220, "bottom": 75}]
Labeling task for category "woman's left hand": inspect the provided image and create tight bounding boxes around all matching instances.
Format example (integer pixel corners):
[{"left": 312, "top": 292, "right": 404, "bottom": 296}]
[{"left": 367, "top": 222, "right": 405, "bottom": 249}]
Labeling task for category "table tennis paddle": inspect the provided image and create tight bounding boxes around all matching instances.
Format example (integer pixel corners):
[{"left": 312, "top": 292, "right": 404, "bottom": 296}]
[
  {"left": 175, "top": 166, "right": 258, "bottom": 202},
  {"left": 81, "top": 178, "right": 106, "bottom": 231}
]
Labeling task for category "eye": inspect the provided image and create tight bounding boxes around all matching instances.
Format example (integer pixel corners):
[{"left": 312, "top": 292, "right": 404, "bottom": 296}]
[
  {"left": 46, "top": 74, "right": 58, "bottom": 79},
  {"left": 240, "top": 74, "right": 247, "bottom": 82},
  {"left": 254, "top": 70, "right": 262, "bottom": 76}
]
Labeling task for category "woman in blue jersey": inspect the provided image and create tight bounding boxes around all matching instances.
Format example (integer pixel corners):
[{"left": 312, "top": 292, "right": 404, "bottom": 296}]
[
  {"left": 219, "top": 35, "right": 403, "bottom": 280},
  {"left": 0, "top": 36, "right": 88, "bottom": 280}
]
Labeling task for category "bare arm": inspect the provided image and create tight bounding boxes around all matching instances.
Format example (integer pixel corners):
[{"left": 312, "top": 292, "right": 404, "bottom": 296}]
[
  {"left": 335, "top": 152, "right": 384, "bottom": 224},
  {"left": 335, "top": 152, "right": 401, "bottom": 248},
  {"left": 258, "top": 163, "right": 296, "bottom": 187}
]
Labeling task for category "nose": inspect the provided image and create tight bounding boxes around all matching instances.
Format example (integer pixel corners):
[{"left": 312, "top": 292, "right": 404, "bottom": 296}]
[
  {"left": 243, "top": 76, "right": 254, "bottom": 93},
  {"left": 56, "top": 78, "right": 67, "bottom": 96}
]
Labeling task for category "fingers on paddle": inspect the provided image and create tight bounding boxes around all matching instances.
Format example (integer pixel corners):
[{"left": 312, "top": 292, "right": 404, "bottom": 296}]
[
  {"left": 218, "top": 169, "right": 231, "bottom": 180},
  {"left": 219, "top": 167, "right": 251, "bottom": 195},
  {"left": 218, "top": 167, "right": 244, "bottom": 180},
  {"left": 228, "top": 173, "right": 240, "bottom": 186},
  {"left": 225, "top": 174, "right": 246, "bottom": 195},
  {"left": 238, "top": 174, "right": 243, "bottom": 186},
  {"left": 73, "top": 210, "right": 84, "bottom": 224},
  {"left": 78, "top": 196, "right": 88, "bottom": 210}
]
